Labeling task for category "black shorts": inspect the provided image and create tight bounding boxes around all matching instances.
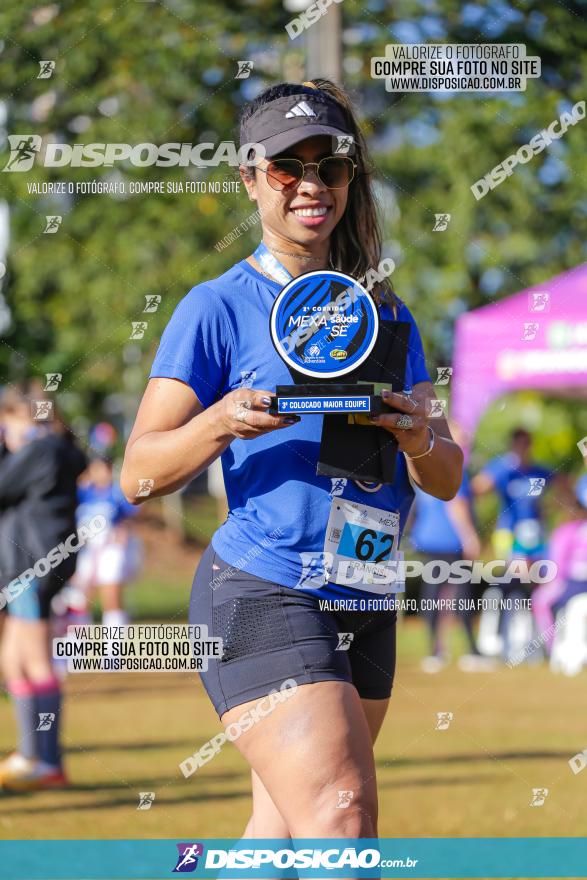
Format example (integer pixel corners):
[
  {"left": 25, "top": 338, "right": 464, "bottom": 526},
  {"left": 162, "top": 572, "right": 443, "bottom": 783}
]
[{"left": 189, "top": 544, "right": 397, "bottom": 717}]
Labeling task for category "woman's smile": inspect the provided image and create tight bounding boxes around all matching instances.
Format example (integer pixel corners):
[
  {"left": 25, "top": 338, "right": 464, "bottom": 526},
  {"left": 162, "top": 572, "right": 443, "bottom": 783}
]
[{"left": 289, "top": 202, "right": 333, "bottom": 227}]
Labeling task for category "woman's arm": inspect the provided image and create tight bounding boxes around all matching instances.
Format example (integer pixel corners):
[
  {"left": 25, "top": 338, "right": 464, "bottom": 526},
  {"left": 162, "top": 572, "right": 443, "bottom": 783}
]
[
  {"left": 120, "top": 377, "right": 297, "bottom": 504},
  {"left": 370, "top": 381, "right": 463, "bottom": 501}
]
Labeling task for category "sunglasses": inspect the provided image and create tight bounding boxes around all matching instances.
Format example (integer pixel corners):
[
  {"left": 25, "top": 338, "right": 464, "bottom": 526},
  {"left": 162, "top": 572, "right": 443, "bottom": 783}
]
[{"left": 256, "top": 156, "right": 356, "bottom": 190}]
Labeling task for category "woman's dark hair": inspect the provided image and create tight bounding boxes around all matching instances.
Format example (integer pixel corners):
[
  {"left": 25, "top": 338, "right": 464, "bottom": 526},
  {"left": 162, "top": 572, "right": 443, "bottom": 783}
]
[
  {"left": 239, "top": 80, "right": 397, "bottom": 309},
  {"left": 0, "top": 379, "right": 75, "bottom": 442},
  {"left": 510, "top": 427, "right": 532, "bottom": 444}
]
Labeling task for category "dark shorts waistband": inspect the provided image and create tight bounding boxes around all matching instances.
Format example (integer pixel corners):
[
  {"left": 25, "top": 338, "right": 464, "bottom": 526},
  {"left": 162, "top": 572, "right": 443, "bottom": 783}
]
[{"left": 189, "top": 544, "right": 397, "bottom": 717}]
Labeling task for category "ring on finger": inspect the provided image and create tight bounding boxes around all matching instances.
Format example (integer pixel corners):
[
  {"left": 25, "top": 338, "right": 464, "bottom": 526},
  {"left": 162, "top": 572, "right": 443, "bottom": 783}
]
[
  {"left": 403, "top": 396, "right": 418, "bottom": 412},
  {"left": 397, "top": 414, "right": 414, "bottom": 429},
  {"left": 235, "top": 399, "right": 252, "bottom": 422}
]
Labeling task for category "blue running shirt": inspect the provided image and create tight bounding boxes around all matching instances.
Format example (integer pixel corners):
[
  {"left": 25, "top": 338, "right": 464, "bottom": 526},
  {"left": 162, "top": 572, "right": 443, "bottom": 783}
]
[
  {"left": 410, "top": 474, "right": 473, "bottom": 555},
  {"left": 481, "top": 453, "right": 552, "bottom": 531},
  {"left": 77, "top": 483, "right": 138, "bottom": 528},
  {"left": 149, "top": 259, "right": 431, "bottom": 597}
]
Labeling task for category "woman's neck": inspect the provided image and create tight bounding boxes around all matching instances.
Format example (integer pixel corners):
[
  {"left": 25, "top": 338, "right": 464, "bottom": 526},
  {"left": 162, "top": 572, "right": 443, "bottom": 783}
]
[{"left": 262, "top": 236, "right": 329, "bottom": 278}]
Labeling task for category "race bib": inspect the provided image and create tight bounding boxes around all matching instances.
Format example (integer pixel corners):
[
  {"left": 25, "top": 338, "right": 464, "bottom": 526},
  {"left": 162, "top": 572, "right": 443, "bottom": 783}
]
[{"left": 323, "top": 499, "right": 404, "bottom": 594}]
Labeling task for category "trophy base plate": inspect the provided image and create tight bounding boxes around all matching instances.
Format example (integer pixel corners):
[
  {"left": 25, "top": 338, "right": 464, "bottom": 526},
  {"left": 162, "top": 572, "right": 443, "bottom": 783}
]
[{"left": 270, "top": 384, "right": 389, "bottom": 416}]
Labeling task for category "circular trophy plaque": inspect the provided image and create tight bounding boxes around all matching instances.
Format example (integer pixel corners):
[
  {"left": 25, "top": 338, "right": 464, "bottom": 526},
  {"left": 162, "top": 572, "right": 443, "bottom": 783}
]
[{"left": 269, "top": 270, "right": 379, "bottom": 379}]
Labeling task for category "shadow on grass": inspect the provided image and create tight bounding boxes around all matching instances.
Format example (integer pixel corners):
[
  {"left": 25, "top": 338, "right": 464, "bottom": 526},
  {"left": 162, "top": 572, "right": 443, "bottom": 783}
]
[
  {"left": 1, "top": 769, "right": 511, "bottom": 815},
  {"left": 376, "top": 750, "right": 573, "bottom": 768},
  {"left": 0, "top": 786, "right": 250, "bottom": 813},
  {"left": 65, "top": 680, "right": 195, "bottom": 698},
  {"left": 63, "top": 739, "right": 204, "bottom": 754},
  {"left": 378, "top": 772, "right": 504, "bottom": 788}
]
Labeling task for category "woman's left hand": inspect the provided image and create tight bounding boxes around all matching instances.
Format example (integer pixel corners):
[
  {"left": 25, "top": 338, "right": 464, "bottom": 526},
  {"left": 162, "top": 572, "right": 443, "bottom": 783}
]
[{"left": 369, "top": 389, "right": 430, "bottom": 457}]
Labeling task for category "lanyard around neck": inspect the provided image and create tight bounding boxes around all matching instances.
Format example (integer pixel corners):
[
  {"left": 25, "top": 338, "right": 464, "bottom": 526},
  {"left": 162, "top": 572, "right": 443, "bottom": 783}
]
[{"left": 253, "top": 242, "right": 293, "bottom": 287}]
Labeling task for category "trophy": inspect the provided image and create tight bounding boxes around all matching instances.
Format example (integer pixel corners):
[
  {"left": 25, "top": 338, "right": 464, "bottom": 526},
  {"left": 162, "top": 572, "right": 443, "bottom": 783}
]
[{"left": 269, "top": 269, "right": 411, "bottom": 484}]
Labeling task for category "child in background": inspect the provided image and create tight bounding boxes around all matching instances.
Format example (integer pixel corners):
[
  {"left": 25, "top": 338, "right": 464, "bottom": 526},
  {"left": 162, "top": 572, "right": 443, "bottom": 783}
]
[{"left": 73, "top": 456, "right": 141, "bottom": 629}]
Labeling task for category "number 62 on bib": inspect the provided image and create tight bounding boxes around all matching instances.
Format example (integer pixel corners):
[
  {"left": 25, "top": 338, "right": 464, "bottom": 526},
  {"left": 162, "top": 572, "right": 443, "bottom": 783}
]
[{"left": 323, "top": 499, "right": 405, "bottom": 594}]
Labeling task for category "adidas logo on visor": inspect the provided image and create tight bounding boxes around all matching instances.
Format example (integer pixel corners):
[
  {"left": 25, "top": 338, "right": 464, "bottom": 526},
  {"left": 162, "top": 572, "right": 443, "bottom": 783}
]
[{"left": 285, "top": 101, "right": 317, "bottom": 118}]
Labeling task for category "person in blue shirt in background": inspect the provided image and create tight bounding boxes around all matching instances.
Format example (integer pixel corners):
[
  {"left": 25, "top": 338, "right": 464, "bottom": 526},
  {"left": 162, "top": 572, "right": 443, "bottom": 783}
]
[
  {"left": 410, "top": 423, "right": 489, "bottom": 673},
  {"left": 73, "top": 455, "right": 141, "bottom": 630},
  {"left": 471, "top": 428, "right": 552, "bottom": 562},
  {"left": 471, "top": 428, "right": 555, "bottom": 661}
]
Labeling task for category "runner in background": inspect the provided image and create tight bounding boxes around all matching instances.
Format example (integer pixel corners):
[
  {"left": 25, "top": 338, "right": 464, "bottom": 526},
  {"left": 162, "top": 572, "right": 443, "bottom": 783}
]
[
  {"left": 471, "top": 428, "right": 552, "bottom": 563},
  {"left": 410, "top": 425, "right": 487, "bottom": 673},
  {"left": 72, "top": 455, "right": 141, "bottom": 629},
  {"left": 0, "top": 384, "right": 86, "bottom": 790},
  {"left": 472, "top": 428, "right": 554, "bottom": 660}
]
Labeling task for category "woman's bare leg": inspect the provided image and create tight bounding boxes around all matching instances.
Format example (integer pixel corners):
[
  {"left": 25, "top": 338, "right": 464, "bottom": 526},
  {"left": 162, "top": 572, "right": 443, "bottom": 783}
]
[
  {"left": 223, "top": 680, "right": 379, "bottom": 839},
  {"left": 0, "top": 617, "right": 63, "bottom": 770},
  {"left": 361, "top": 698, "right": 390, "bottom": 744},
  {"left": 243, "top": 694, "right": 389, "bottom": 839},
  {"left": 243, "top": 770, "right": 290, "bottom": 838},
  {"left": 1, "top": 618, "right": 53, "bottom": 682}
]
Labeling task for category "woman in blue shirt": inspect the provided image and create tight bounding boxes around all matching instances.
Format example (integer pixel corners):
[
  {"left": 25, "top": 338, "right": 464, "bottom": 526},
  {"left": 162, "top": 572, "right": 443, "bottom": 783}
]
[{"left": 122, "top": 79, "right": 462, "bottom": 840}]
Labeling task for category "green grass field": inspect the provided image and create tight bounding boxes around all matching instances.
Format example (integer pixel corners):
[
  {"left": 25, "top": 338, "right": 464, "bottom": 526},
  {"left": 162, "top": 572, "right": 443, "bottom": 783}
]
[
  {"left": 1, "top": 506, "right": 585, "bottom": 856},
  {"left": 0, "top": 565, "right": 585, "bottom": 842}
]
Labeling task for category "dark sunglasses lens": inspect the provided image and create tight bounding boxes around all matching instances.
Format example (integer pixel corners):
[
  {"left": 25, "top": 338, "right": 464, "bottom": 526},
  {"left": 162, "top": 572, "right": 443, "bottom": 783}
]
[
  {"left": 267, "top": 160, "right": 302, "bottom": 189},
  {"left": 319, "top": 157, "right": 353, "bottom": 187}
]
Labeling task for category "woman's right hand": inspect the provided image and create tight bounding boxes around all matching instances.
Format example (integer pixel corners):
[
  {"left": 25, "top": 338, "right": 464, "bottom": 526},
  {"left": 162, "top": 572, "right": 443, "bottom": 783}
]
[
  {"left": 121, "top": 379, "right": 300, "bottom": 504},
  {"left": 213, "top": 388, "right": 300, "bottom": 440}
]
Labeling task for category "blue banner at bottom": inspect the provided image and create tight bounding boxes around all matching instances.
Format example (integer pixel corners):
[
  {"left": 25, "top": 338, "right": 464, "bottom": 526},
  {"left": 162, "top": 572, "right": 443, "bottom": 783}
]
[{"left": 1, "top": 838, "right": 586, "bottom": 879}]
